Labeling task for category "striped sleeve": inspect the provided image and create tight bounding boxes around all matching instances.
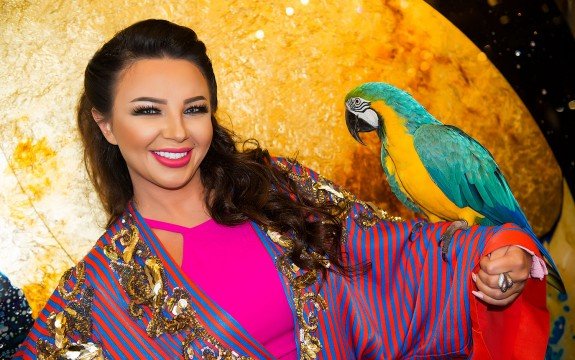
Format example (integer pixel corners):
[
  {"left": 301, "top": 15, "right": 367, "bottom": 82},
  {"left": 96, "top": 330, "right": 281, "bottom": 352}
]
[
  {"left": 277, "top": 158, "right": 548, "bottom": 358},
  {"left": 342, "top": 201, "right": 496, "bottom": 357}
]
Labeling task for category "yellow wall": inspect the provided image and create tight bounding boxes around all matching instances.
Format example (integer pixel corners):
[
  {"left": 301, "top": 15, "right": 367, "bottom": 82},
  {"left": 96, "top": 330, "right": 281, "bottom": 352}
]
[{"left": 0, "top": 0, "right": 572, "bottom": 356}]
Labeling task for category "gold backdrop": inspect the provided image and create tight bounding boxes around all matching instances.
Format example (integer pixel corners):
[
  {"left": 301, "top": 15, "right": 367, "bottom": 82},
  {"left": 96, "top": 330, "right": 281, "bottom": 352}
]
[{"left": 1, "top": 0, "right": 573, "bottom": 355}]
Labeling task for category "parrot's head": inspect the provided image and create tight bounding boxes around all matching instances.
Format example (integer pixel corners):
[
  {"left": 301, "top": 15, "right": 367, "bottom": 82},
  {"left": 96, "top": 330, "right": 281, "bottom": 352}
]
[
  {"left": 345, "top": 82, "right": 439, "bottom": 144},
  {"left": 344, "top": 83, "right": 385, "bottom": 145}
]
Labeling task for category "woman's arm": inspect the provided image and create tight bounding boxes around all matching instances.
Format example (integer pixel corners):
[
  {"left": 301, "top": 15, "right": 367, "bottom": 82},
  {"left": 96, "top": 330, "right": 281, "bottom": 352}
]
[{"left": 273, "top": 158, "right": 550, "bottom": 358}]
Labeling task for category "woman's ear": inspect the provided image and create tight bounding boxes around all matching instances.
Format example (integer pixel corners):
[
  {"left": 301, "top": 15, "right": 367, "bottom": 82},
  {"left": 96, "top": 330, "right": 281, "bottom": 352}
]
[{"left": 91, "top": 108, "right": 117, "bottom": 145}]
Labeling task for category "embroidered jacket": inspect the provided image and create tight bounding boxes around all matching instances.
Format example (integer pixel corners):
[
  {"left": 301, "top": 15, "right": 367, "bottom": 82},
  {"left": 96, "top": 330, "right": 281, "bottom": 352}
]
[{"left": 15, "top": 160, "right": 549, "bottom": 359}]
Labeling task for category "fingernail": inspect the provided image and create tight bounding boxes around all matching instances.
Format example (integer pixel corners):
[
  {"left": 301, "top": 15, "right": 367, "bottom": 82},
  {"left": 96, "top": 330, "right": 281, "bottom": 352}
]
[
  {"left": 472, "top": 291, "right": 484, "bottom": 300},
  {"left": 471, "top": 273, "right": 477, "bottom": 282}
]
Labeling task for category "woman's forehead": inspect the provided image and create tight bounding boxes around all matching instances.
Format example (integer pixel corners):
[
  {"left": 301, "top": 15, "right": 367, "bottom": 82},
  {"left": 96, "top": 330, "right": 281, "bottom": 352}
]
[{"left": 114, "top": 58, "right": 210, "bottom": 101}]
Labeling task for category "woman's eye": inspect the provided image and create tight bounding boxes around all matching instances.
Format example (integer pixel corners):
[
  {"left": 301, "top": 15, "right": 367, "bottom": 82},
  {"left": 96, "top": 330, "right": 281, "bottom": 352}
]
[
  {"left": 184, "top": 104, "right": 209, "bottom": 115},
  {"left": 132, "top": 106, "right": 160, "bottom": 115}
]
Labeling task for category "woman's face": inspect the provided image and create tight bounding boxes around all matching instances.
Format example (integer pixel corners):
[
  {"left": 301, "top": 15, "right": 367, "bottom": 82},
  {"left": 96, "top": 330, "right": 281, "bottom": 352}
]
[{"left": 94, "top": 58, "right": 213, "bottom": 194}]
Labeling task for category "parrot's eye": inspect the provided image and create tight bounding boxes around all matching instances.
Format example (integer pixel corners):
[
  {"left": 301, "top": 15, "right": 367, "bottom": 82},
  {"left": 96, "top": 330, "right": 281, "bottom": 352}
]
[{"left": 346, "top": 97, "right": 369, "bottom": 112}]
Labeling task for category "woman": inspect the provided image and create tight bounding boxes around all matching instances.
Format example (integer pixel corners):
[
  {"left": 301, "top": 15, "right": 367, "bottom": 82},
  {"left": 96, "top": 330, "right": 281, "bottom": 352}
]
[{"left": 15, "top": 19, "right": 549, "bottom": 359}]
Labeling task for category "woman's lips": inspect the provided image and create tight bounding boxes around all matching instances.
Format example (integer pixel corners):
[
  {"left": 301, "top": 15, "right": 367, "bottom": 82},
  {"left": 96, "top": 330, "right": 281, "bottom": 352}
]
[{"left": 151, "top": 149, "right": 192, "bottom": 168}]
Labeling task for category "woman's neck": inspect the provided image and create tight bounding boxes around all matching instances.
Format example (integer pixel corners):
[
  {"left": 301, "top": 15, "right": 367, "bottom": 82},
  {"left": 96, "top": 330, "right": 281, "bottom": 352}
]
[{"left": 132, "top": 176, "right": 211, "bottom": 228}]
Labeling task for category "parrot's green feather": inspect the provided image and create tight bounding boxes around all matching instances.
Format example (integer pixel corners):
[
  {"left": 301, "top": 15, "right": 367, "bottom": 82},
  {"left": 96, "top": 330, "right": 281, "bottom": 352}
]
[
  {"left": 412, "top": 120, "right": 564, "bottom": 293},
  {"left": 413, "top": 124, "right": 528, "bottom": 228}
]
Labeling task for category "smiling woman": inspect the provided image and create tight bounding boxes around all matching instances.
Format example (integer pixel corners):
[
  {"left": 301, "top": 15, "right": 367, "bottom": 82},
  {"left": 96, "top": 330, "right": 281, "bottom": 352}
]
[
  {"left": 92, "top": 59, "right": 213, "bottom": 223},
  {"left": 14, "top": 19, "right": 551, "bottom": 360}
]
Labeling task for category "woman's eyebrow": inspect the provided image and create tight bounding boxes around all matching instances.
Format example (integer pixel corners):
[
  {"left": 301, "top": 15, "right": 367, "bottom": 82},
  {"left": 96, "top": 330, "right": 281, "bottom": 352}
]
[
  {"left": 130, "top": 97, "right": 167, "bottom": 104},
  {"left": 129, "top": 96, "right": 207, "bottom": 104},
  {"left": 184, "top": 96, "right": 207, "bottom": 104}
]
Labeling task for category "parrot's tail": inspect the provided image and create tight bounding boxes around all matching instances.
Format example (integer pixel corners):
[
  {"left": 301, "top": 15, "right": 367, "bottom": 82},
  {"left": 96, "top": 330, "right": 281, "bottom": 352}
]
[{"left": 546, "top": 267, "right": 566, "bottom": 294}]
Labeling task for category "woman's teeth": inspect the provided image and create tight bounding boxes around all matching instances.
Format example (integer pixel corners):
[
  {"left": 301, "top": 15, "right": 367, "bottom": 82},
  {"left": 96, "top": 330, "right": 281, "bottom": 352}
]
[{"left": 154, "top": 151, "right": 188, "bottom": 159}]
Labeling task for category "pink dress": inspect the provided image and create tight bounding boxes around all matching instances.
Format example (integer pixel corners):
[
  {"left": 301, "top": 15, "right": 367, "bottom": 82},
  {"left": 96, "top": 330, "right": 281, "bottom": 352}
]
[{"left": 145, "top": 218, "right": 296, "bottom": 359}]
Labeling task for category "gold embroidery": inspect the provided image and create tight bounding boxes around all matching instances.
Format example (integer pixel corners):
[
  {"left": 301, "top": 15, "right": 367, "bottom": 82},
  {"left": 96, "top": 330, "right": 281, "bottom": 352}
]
[
  {"left": 57, "top": 261, "right": 85, "bottom": 301},
  {"left": 38, "top": 264, "right": 103, "bottom": 360},
  {"left": 276, "top": 160, "right": 402, "bottom": 228},
  {"left": 268, "top": 230, "right": 328, "bottom": 360},
  {"left": 271, "top": 160, "right": 403, "bottom": 359},
  {"left": 37, "top": 340, "right": 104, "bottom": 360},
  {"left": 104, "top": 218, "right": 251, "bottom": 360}
]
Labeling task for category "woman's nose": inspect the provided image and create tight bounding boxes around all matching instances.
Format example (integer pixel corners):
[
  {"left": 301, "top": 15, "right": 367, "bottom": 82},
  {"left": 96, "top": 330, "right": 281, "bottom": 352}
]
[{"left": 163, "top": 112, "right": 187, "bottom": 142}]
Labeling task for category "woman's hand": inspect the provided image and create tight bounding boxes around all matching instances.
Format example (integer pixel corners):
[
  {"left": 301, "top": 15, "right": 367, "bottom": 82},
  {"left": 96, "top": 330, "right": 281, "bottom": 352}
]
[{"left": 472, "top": 245, "right": 532, "bottom": 306}]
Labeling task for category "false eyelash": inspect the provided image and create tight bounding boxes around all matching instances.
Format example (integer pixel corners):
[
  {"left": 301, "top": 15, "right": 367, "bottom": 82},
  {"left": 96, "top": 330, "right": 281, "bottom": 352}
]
[
  {"left": 132, "top": 105, "right": 160, "bottom": 115},
  {"left": 131, "top": 104, "right": 209, "bottom": 116},
  {"left": 185, "top": 104, "right": 209, "bottom": 114}
]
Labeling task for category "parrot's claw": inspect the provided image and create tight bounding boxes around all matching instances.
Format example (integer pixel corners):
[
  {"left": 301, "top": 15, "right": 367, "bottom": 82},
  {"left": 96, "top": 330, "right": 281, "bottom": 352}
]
[
  {"left": 439, "top": 220, "right": 469, "bottom": 261},
  {"left": 440, "top": 238, "right": 451, "bottom": 262},
  {"left": 408, "top": 221, "right": 426, "bottom": 241}
]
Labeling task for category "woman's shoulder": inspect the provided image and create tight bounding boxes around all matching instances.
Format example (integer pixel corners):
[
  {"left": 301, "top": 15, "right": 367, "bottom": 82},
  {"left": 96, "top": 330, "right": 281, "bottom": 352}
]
[
  {"left": 270, "top": 156, "right": 339, "bottom": 198},
  {"left": 270, "top": 156, "right": 316, "bottom": 175},
  {"left": 47, "top": 229, "right": 111, "bottom": 303},
  {"left": 270, "top": 156, "right": 403, "bottom": 223},
  {"left": 50, "top": 220, "right": 125, "bottom": 295}
]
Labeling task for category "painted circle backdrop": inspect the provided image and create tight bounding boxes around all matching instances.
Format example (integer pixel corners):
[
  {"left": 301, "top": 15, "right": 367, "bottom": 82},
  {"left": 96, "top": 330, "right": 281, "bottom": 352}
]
[{"left": 0, "top": 0, "right": 573, "bottom": 356}]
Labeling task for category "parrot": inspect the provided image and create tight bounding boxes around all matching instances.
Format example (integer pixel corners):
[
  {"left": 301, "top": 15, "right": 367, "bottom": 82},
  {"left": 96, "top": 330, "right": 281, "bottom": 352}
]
[{"left": 344, "top": 81, "right": 564, "bottom": 293}]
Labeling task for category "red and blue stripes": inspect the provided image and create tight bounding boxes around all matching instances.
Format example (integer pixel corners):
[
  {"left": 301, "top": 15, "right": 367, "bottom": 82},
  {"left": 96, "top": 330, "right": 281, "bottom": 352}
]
[
  {"left": 289, "top": 161, "right": 496, "bottom": 359},
  {"left": 15, "top": 160, "right": 525, "bottom": 359},
  {"left": 314, "top": 209, "right": 491, "bottom": 359}
]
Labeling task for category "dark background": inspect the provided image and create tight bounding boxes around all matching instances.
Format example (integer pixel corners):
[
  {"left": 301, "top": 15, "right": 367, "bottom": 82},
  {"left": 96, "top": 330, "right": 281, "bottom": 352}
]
[{"left": 425, "top": 0, "right": 575, "bottom": 196}]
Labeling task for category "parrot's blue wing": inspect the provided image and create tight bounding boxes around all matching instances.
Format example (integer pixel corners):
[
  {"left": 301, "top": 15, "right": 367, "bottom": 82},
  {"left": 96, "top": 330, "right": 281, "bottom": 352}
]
[
  {"left": 413, "top": 124, "right": 528, "bottom": 228},
  {"left": 413, "top": 125, "right": 529, "bottom": 228},
  {"left": 414, "top": 124, "right": 564, "bottom": 292}
]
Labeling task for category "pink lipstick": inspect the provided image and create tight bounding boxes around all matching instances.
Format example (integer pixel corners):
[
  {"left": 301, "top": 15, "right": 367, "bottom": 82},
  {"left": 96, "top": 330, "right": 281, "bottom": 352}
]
[{"left": 151, "top": 149, "right": 192, "bottom": 168}]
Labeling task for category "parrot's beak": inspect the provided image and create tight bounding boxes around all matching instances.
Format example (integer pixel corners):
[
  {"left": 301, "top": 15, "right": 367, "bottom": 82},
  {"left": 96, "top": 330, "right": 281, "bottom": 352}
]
[
  {"left": 346, "top": 109, "right": 364, "bottom": 144},
  {"left": 346, "top": 109, "right": 378, "bottom": 145}
]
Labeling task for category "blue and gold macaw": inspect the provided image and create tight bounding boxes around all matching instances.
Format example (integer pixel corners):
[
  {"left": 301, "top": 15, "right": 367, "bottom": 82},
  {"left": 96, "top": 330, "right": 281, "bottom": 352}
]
[{"left": 345, "top": 82, "right": 564, "bottom": 292}]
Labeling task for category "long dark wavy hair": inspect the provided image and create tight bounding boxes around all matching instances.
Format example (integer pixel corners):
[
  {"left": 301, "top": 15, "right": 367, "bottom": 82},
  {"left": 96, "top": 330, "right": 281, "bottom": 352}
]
[{"left": 77, "top": 19, "right": 350, "bottom": 277}]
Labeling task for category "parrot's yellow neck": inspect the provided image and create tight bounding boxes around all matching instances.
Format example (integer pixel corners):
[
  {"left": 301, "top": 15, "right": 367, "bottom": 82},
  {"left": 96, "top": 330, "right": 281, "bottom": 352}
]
[
  {"left": 373, "top": 101, "right": 483, "bottom": 224},
  {"left": 371, "top": 101, "right": 412, "bottom": 154}
]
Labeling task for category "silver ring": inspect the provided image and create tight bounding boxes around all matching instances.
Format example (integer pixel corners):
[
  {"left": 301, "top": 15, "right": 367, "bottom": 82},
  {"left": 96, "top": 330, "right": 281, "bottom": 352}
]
[{"left": 498, "top": 272, "right": 514, "bottom": 293}]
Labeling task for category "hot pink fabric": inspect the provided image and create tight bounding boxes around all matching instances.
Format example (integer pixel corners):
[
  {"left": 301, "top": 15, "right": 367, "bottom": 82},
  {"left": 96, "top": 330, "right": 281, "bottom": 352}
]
[
  {"left": 145, "top": 218, "right": 296, "bottom": 359},
  {"left": 515, "top": 246, "right": 548, "bottom": 279}
]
